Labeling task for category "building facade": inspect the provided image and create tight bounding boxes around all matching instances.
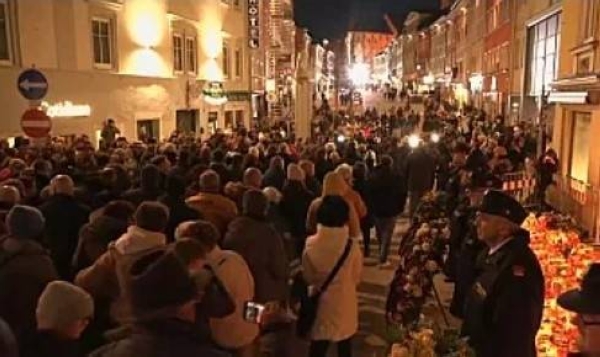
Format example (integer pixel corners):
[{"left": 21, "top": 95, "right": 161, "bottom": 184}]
[
  {"left": 550, "top": 0, "right": 600, "bottom": 193},
  {"left": 0, "top": 0, "right": 253, "bottom": 142},
  {"left": 265, "top": 0, "right": 295, "bottom": 122},
  {"left": 510, "top": 0, "right": 562, "bottom": 124},
  {"left": 345, "top": 30, "right": 394, "bottom": 74},
  {"left": 465, "top": 0, "right": 487, "bottom": 108},
  {"left": 483, "top": 0, "right": 511, "bottom": 117}
]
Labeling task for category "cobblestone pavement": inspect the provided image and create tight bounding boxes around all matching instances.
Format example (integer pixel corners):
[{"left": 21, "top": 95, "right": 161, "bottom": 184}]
[{"left": 352, "top": 218, "right": 460, "bottom": 357}]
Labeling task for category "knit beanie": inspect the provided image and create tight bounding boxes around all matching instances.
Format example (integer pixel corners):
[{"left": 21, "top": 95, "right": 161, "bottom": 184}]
[
  {"left": 36, "top": 281, "right": 94, "bottom": 330},
  {"left": 6, "top": 205, "right": 45, "bottom": 240},
  {"left": 129, "top": 250, "right": 198, "bottom": 320},
  {"left": 263, "top": 187, "right": 282, "bottom": 204},
  {"left": 287, "top": 163, "right": 305, "bottom": 182}
]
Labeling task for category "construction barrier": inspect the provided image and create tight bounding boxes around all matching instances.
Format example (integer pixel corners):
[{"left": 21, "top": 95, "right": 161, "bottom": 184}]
[
  {"left": 501, "top": 171, "right": 538, "bottom": 208},
  {"left": 500, "top": 172, "right": 600, "bottom": 243}
]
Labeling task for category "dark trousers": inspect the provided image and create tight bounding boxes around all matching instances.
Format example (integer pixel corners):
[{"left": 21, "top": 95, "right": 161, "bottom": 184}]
[
  {"left": 360, "top": 220, "right": 372, "bottom": 257},
  {"left": 309, "top": 338, "right": 352, "bottom": 357},
  {"left": 374, "top": 216, "right": 397, "bottom": 263}
]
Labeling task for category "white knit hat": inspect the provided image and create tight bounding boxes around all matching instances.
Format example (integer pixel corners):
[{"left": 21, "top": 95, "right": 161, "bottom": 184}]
[
  {"left": 36, "top": 281, "right": 94, "bottom": 330},
  {"left": 263, "top": 187, "right": 283, "bottom": 204},
  {"left": 287, "top": 163, "right": 305, "bottom": 182}
]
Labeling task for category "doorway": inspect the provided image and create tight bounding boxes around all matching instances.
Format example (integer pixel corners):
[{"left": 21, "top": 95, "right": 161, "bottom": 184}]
[
  {"left": 176, "top": 110, "right": 199, "bottom": 134},
  {"left": 136, "top": 119, "right": 160, "bottom": 142}
]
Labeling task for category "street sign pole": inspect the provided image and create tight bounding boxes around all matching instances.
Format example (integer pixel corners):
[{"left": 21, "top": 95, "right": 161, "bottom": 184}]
[{"left": 17, "top": 68, "right": 50, "bottom": 144}]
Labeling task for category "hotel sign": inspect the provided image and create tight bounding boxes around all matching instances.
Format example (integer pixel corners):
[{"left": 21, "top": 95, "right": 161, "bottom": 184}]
[
  {"left": 203, "top": 81, "right": 228, "bottom": 106},
  {"left": 248, "top": 0, "right": 259, "bottom": 49},
  {"left": 42, "top": 101, "right": 91, "bottom": 118}
]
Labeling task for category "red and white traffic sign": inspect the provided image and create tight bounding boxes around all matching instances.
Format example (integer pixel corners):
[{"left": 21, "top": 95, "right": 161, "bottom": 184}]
[{"left": 21, "top": 108, "right": 52, "bottom": 138}]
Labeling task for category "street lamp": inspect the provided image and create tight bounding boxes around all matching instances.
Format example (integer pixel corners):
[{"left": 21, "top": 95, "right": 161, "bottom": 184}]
[
  {"left": 423, "top": 73, "right": 435, "bottom": 86},
  {"left": 408, "top": 134, "right": 421, "bottom": 149},
  {"left": 349, "top": 63, "right": 370, "bottom": 87}
]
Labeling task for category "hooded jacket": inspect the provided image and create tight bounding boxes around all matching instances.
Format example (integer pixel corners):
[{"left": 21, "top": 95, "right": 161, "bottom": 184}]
[
  {"left": 186, "top": 192, "right": 238, "bottom": 238},
  {"left": 75, "top": 226, "right": 167, "bottom": 324},
  {"left": 40, "top": 194, "right": 91, "bottom": 280},
  {"left": 72, "top": 215, "right": 129, "bottom": 273},
  {"left": 223, "top": 196, "right": 288, "bottom": 304},
  {"left": 0, "top": 237, "right": 58, "bottom": 341},
  {"left": 306, "top": 173, "right": 361, "bottom": 238}
]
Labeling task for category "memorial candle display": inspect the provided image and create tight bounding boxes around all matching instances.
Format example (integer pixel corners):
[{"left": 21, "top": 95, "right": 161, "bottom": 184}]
[{"left": 523, "top": 214, "right": 600, "bottom": 357}]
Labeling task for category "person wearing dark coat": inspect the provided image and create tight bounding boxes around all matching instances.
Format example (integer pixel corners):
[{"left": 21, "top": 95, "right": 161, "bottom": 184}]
[
  {"left": 39, "top": 175, "right": 91, "bottom": 280},
  {"left": 158, "top": 174, "right": 201, "bottom": 242},
  {"left": 557, "top": 263, "right": 600, "bottom": 357},
  {"left": 91, "top": 168, "right": 123, "bottom": 210},
  {"left": 20, "top": 281, "right": 94, "bottom": 357},
  {"left": 262, "top": 156, "right": 286, "bottom": 191},
  {"left": 0, "top": 205, "right": 59, "bottom": 344},
  {"left": 209, "top": 150, "right": 231, "bottom": 185},
  {"left": 448, "top": 194, "right": 484, "bottom": 317},
  {"left": 405, "top": 146, "right": 436, "bottom": 217},
  {"left": 121, "top": 164, "right": 163, "bottom": 207},
  {"left": 72, "top": 200, "right": 134, "bottom": 273},
  {"left": 537, "top": 147, "right": 559, "bottom": 209},
  {"left": 368, "top": 156, "right": 406, "bottom": 266},
  {"left": 228, "top": 153, "right": 245, "bottom": 183},
  {"left": 300, "top": 160, "right": 322, "bottom": 197},
  {"left": 462, "top": 190, "right": 544, "bottom": 357},
  {"left": 444, "top": 142, "right": 469, "bottom": 208},
  {"left": 0, "top": 185, "right": 20, "bottom": 236},
  {"left": 89, "top": 249, "right": 230, "bottom": 357},
  {"left": 352, "top": 162, "right": 374, "bottom": 258},
  {"left": 0, "top": 317, "right": 18, "bottom": 357},
  {"left": 223, "top": 190, "right": 289, "bottom": 304},
  {"left": 280, "top": 164, "right": 315, "bottom": 257},
  {"left": 314, "top": 149, "right": 334, "bottom": 183}
]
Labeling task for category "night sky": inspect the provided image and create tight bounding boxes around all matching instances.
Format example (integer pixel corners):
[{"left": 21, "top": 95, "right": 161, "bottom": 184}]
[{"left": 295, "top": 0, "right": 440, "bottom": 40}]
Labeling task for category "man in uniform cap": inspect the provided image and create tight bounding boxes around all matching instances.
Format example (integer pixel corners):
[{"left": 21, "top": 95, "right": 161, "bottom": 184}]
[
  {"left": 558, "top": 263, "right": 600, "bottom": 356},
  {"left": 462, "top": 190, "right": 544, "bottom": 357}
]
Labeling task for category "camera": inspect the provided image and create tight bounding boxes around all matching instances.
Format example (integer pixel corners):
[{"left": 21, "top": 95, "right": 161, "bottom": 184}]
[{"left": 243, "top": 301, "right": 265, "bottom": 324}]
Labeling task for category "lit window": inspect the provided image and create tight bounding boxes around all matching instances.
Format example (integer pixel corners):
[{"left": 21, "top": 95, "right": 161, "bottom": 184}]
[
  {"left": 92, "top": 17, "right": 113, "bottom": 68},
  {"left": 235, "top": 110, "right": 244, "bottom": 127},
  {"left": 185, "top": 36, "right": 197, "bottom": 74},
  {"left": 225, "top": 110, "right": 234, "bottom": 128},
  {"left": 235, "top": 48, "right": 242, "bottom": 78},
  {"left": 0, "top": 0, "right": 12, "bottom": 63},
  {"left": 581, "top": 0, "right": 597, "bottom": 40},
  {"left": 222, "top": 44, "right": 230, "bottom": 78},
  {"left": 173, "top": 34, "right": 183, "bottom": 73},
  {"left": 570, "top": 112, "right": 591, "bottom": 182}
]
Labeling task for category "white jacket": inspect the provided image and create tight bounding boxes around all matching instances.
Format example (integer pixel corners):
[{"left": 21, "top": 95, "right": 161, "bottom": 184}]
[
  {"left": 302, "top": 226, "right": 363, "bottom": 341},
  {"left": 207, "top": 247, "right": 259, "bottom": 349}
]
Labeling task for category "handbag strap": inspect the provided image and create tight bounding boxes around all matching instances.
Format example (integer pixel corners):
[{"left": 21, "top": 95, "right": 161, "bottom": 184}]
[{"left": 316, "top": 239, "right": 352, "bottom": 297}]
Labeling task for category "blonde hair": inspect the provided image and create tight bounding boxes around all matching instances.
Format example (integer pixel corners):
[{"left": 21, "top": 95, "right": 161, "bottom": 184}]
[{"left": 322, "top": 172, "right": 348, "bottom": 196}]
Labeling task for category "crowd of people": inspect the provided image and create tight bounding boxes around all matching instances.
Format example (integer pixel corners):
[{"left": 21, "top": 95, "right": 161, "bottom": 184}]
[{"left": 0, "top": 102, "right": 591, "bottom": 357}]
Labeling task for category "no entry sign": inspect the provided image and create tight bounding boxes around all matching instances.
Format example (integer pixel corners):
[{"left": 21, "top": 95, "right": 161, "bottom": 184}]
[{"left": 21, "top": 108, "right": 52, "bottom": 138}]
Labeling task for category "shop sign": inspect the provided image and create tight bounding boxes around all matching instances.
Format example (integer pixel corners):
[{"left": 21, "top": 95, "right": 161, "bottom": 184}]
[
  {"left": 203, "top": 81, "right": 228, "bottom": 106},
  {"left": 226, "top": 91, "right": 251, "bottom": 102},
  {"left": 248, "top": 0, "right": 260, "bottom": 49},
  {"left": 42, "top": 101, "right": 91, "bottom": 118}
]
